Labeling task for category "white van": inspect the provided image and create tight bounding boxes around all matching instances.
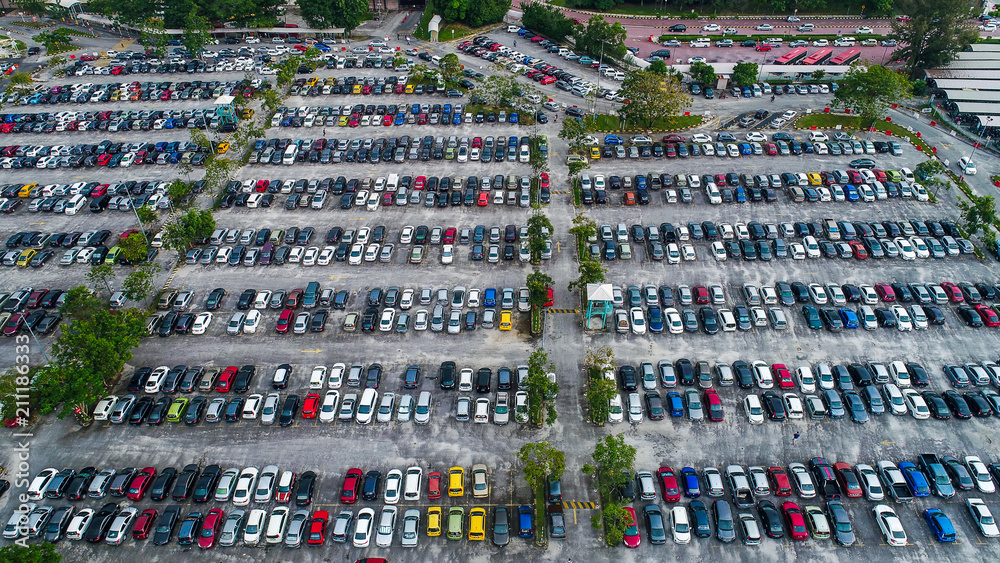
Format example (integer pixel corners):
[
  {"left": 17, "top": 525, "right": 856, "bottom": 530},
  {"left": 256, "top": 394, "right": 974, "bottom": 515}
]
[
  {"left": 282, "top": 144, "right": 297, "bottom": 165},
  {"left": 65, "top": 194, "right": 86, "bottom": 215},
  {"left": 386, "top": 173, "right": 399, "bottom": 192}
]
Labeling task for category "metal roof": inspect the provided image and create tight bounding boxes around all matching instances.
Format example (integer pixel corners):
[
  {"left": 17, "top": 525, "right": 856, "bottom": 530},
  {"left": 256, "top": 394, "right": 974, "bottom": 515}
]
[
  {"left": 925, "top": 69, "right": 1000, "bottom": 79},
  {"left": 930, "top": 79, "right": 1000, "bottom": 91},
  {"left": 951, "top": 101, "right": 1000, "bottom": 115},
  {"left": 941, "top": 89, "right": 1000, "bottom": 103}
]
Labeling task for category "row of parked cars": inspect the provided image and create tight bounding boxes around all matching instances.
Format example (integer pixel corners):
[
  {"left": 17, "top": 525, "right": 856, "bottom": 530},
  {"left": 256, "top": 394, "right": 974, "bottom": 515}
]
[
  {"left": 269, "top": 100, "right": 522, "bottom": 130},
  {"left": 615, "top": 456, "right": 999, "bottom": 547},
  {"left": 0, "top": 108, "right": 223, "bottom": 135},
  {"left": 586, "top": 131, "right": 905, "bottom": 159},
  {"left": 0, "top": 140, "right": 208, "bottom": 171},
  {"left": 8, "top": 79, "right": 260, "bottom": 107}
]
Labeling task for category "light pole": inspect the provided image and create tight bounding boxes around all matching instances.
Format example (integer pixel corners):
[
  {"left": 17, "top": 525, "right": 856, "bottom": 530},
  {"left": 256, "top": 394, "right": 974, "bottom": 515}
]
[
  {"left": 130, "top": 200, "right": 148, "bottom": 240},
  {"left": 969, "top": 115, "right": 998, "bottom": 162}
]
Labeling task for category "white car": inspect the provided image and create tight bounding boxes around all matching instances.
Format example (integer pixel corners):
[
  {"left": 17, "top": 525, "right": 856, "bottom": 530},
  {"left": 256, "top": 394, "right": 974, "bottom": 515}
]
[
  {"left": 891, "top": 305, "right": 912, "bottom": 331},
  {"left": 328, "top": 363, "right": 345, "bottom": 388},
  {"left": 105, "top": 507, "right": 137, "bottom": 545},
  {"left": 353, "top": 508, "right": 376, "bottom": 547},
  {"left": 65, "top": 508, "right": 94, "bottom": 540},
  {"left": 265, "top": 506, "right": 289, "bottom": 544},
  {"left": 243, "top": 394, "right": 263, "bottom": 419},
  {"left": 783, "top": 393, "right": 804, "bottom": 419},
  {"left": 243, "top": 309, "right": 261, "bottom": 334},
  {"left": 384, "top": 469, "right": 403, "bottom": 504},
  {"left": 744, "top": 395, "right": 764, "bottom": 424},
  {"left": 965, "top": 457, "right": 996, "bottom": 494},
  {"left": 27, "top": 468, "right": 58, "bottom": 500},
  {"left": 309, "top": 366, "right": 327, "bottom": 389},
  {"left": 191, "top": 312, "right": 213, "bottom": 334},
  {"left": 745, "top": 132, "right": 766, "bottom": 142},
  {"left": 809, "top": 131, "right": 829, "bottom": 142},
  {"left": 375, "top": 506, "right": 397, "bottom": 547},
  {"left": 968, "top": 498, "right": 1000, "bottom": 537},
  {"left": 320, "top": 391, "right": 340, "bottom": 423},
  {"left": 751, "top": 360, "right": 774, "bottom": 388},
  {"left": 873, "top": 505, "right": 906, "bottom": 546},
  {"left": 376, "top": 392, "right": 395, "bottom": 423},
  {"left": 144, "top": 366, "right": 170, "bottom": 393},
  {"left": 608, "top": 394, "right": 624, "bottom": 423},
  {"left": 902, "top": 389, "right": 930, "bottom": 420},
  {"left": 665, "top": 308, "right": 683, "bottom": 334},
  {"left": 232, "top": 467, "right": 260, "bottom": 507},
  {"left": 855, "top": 464, "right": 885, "bottom": 501},
  {"left": 856, "top": 26, "right": 873, "bottom": 33},
  {"left": 671, "top": 506, "right": 691, "bottom": 544},
  {"left": 243, "top": 509, "right": 266, "bottom": 546},
  {"left": 254, "top": 465, "right": 279, "bottom": 503},
  {"left": 629, "top": 307, "right": 646, "bottom": 335},
  {"left": 703, "top": 24, "right": 721, "bottom": 31}
]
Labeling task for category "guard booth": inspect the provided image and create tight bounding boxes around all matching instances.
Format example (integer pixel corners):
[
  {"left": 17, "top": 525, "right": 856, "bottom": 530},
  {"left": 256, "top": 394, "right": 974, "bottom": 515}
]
[
  {"left": 215, "top": 95, "right": 238, "bottom": 132},
  {"left": 585, "top": 284, "right": 614, "bottom": 330}
]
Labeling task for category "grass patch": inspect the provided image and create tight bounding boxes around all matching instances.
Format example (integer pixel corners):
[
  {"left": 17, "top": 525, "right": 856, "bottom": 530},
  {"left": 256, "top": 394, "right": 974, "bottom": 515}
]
[
  {"left": 585, "top": 113, "right": 702, "bottom": 132},
  {"left": 12, "top": 21, "right": 53, "bottom": 29},
  {"left": 61, "top": 27, "right": 98, "bottom": 38},
  {"left": 795, "top": 112, "right": 934, "bottom": 155},
  {"left": 534, "top": 487, "right": 547, "bottom": 546},
  {"left": 873, "top": 119, "right": 933, "bottom": 154},
  {"left": 531, "top": 305, "right": 543, "bottom": 335},
  {"left": 439, "top": 23, "right": 475, "bottom": 42},
  {"left": 413, "top": 0, "right": 437, "bottom": 42},
  {"left": 44, "top": 43, "right": 79, "bottom": 56}
]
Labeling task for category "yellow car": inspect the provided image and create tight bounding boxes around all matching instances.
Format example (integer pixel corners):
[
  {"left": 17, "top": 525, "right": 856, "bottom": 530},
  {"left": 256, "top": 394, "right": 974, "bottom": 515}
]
[
  {"left": 426, "top": 507, "right": 442, "bottom": 537},
  {"left": 405, "top": 84, "right": 415, "bottom": 94},
  {"left": 448, "top": 467, "right": 465, "bottom": 497},
  {"left": 352, "top": 84, "right": 362, "bottom": 94},
  {"left": 240, "top": 108, "right": 254, "bottom": 119},
  {"left": 18, "top": 183, "right": 37, "bottom": 197},
  {"left": 590, "top": 146, "right": 601, "bottom": 160},
  {"left": 306, "top": 77, "right": 319, "bottom": 87},
  {"left": 216, "top": 142, "right": 230, "bottom": 154},
  {"left": 499, "top": 310, "right": 512, "bottom": 331},
  {"left": 468, "top": 508, "right": 486, "bottom": 541},
  {"left": 16, "top": 249, "right": 36, "bottom": 267},
  {"left": 807, "top": 171, "right": 822, "bottom": 186},
  {"left": 338, "top": 115, "right": 349, "bottom": 127}
]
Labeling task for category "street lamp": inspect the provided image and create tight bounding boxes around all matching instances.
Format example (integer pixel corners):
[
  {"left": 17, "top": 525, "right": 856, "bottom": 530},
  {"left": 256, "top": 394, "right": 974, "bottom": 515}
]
[{"left": 969, "top": 115, "right": 998, "bottom": 162}]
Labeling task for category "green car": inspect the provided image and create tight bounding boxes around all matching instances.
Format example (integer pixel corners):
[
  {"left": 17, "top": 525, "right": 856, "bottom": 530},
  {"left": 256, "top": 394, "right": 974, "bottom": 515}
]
[
  {"left": 446, "top": 507, "right": 465, "bottom": 540},
  {"left": 166, "top": 397, "right": 190, "bottom": 422},
  {"left": 104, "top": 246, "right": 123, "bottom": 265}
]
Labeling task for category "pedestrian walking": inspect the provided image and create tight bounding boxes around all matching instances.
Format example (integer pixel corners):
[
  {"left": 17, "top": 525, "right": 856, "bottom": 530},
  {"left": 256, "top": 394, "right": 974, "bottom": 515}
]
[
  {"left": 792, "top": 432, "right": 800, "bottom": 444},
  {"left": 770, "top": 94, "right": 775, "bottom": 102},
  {"left": 514, "top": 40, "right": 517, "bottom": 47}
]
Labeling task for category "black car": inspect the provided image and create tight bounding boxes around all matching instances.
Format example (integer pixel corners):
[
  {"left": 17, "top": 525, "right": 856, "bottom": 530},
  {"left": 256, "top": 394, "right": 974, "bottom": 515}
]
[
  {"left": 732, "top": 361, "right": 754, "bottom": 389},
  {"left": 109, "top": 468, "right": 137, "bottom": 497},
  {"left": 147, "top": 397, "right": 170, "bottom": 425},
  {"left": 128, "top": 397, "right": 154, "bottom": 425},
  {"left": 85, "top": 502, "right": 120, "bottom": 542},
  {"left": 45, "top": 469, "right": 76, "bottom": 499},
  {"left": 365, "top": 364, "right": 382, "bottom": 389},
  {"left": 439, "top": 361, "right": 456, "bottom": 390},
  {"left": 942, "top": 390, "right": 972, "bottom": 419},
  {"left": 171, "top": 464, "right": 200, "bottom": 501},
  {"left": 476, "top": 368, "right": 492, "bottom": 393},
  {"left": 183, "top": 396, "right": 207, "bottom": 424},
  {"left": 232, "top": 365, "right": 256, "bottom": 393},
  {"left": 44, "top": 505, "right": 74, "bottom": 542},
  {"left": 205, "top": 288, "right": 226, "bottom": 310},
  {"left": 236, "top": 289, "right": 256, "bottom": 310},
  {"left": 757, "top": 500, "right": 784, "bottom": 538},
  {"left": 152, "top": 505, "right": 181, "bottom": 545},
  {"left": 363, "top": 470, "right": 382, "bottom": 501},
  {"left": 700, "top": 307, "right": 719, "bottom": 334},
  {"left": 645, "top": 392, "right": 665, "bottom": 420},
  {"left": 192, "top": 465, "right": 222, "bottom": 502},
  {"left": 279, "top": 394, "right": 300, "bottom": 427},
  {"left": 922, "top": 391, "right": 951, "bottom": 419},
  {"left": 675, "top": 359, "right": 695, "bottom": 386},
  {"left": 65, "top": 467, "right": 97, "bottom": 501},
  {"left": 762, "top": 391, "right": 786, "bottom": 421},
  {"left": 150, "top": 467, "right": 178, "bottom": 501},
  {"left": 689, "top": 500, "right": 711, "bottom": 537},
  {"left": 176, "top": 511, "right": 203, "bottom": 545},
  {"left": 619, "top": 365, "right": 638, "bottom": 391},
  {"left": 295, "top": 471, "right": 316, "bottom": 506}
]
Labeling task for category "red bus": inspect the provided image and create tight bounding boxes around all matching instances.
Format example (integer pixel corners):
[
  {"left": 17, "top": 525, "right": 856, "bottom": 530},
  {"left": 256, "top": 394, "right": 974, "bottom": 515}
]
[
  {"left": 802, "top": 48, "right": 833, "bottom": 65},
  {"left": 775, "top": 47, "right": 809, "bottom": 65},
  {"left": 830, "top": 48, "right": 862, "bottom": 65}
]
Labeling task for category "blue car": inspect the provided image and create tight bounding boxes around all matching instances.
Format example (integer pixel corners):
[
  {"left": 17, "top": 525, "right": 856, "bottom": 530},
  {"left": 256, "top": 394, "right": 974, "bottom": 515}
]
[
  {"left": 844, "top": 184, "right": 859, "bottom": 201},
  {"left": 395, "top": 113, "right": 405, "bottom": 125},
  {"left": 680, "top": 467, "right": 701, "bottom": 498},
  {"left": 635, "top": 175, "right": 647, "bottom": 189},
  {"left": 742, "top": 87, "right": 752, "bottom": 97},
  {"left": 518, "top": 505, "right": 533, "bottom": 538},
  {"left": 734, "top": 186, "right": 746, "bottom": 203},
  {"left": 899, "top": 462, "right": 931, "bottom": 497},
  {"left": 254, "top": 140, "right": 266, "bottom": 150},
  {"left": 604, "top": 134, "right": 623, "bottom": 145},
  {"left": 738, "top": 143, "right": 752, "bottom": 155},
  {"left": 453, "top": 113, "right": 462, "bottom": 125},
  {"left": 648, "top": 306, "right": 664, "bottom": 333},
  {"left": 484, "top": 288, "right": 497, "bottom": 308},
  {"left": 315, "top": 43, "right": 330, "bottom": 51},
  {"left": 667, "top": 392, "right": 683, "bottom": 417},
  {"left": 510, "top": 112, "right": 518, "bottom": 124},
  {"left": 839, "top": 308, "right": 859, "bottom": 329},
  {"left": 924, "top": 509, "right": 956, "bottom": 542}
]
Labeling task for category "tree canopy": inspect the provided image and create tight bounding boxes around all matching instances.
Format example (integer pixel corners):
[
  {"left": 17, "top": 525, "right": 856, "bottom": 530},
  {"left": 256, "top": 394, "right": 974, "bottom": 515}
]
[
  {"left": 689, "top": 61, "right": 717, "bottom": 86},
  {"left": 574, "top": 16, "right": 627, "bottom": 61},
  {"left": 0, "top": 543, "right": 61, "bottom": 563},
  {"left": 162, "top": 209, "right": 216, "bottom": 251},
  {"left": 831, "top": 62, "right": 911, "bottom": 127},
  {"left": 617, "top": 69, "right": 690, "bottom": 129},
  {"left": 299, "top": 0, "right": 370, "bottom": 32},
  {"left": 731, "top": 62, "right": 759, "bottom": 88},
  {"left": 88, "top": 0, "right": 281, "bottom": 28},
  {"left": 890, "top": 0, "right": 978, "bottom": 78},
  {"left": 440, "top": 0, "right": 511, "bottom": 28},
  {"left": 522, "top": 2, "right": 575, "bottom": 42}
]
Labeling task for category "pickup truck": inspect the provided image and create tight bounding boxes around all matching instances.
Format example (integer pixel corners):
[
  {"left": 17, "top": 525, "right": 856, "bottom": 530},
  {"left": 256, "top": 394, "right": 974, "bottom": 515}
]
[
  {"left": 809, "top": 457, "right": 842, "bottom": 500},
  {"left": 726, "top": 465, "right": 755, "bottom": 508},
  {"left": 878, "top": 461, "right": 914, "bottom": 503}
]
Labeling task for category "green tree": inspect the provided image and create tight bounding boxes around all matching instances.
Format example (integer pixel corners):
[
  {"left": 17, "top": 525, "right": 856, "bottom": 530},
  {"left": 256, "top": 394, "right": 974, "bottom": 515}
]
[
  {"left": 617, "top": 69, "right": 690, "bottom": 129},
  {"left": 526, "top": 270, "right": 554, "bottom": 308},
  {"left": 438, "top": 53, "right": 462, "bottom": 88},
  {"left": 525, "top": 348, "right": 558, "bottom": 426},
  {"left": 689, "top": 61, "right": 716, "bottom": 85},
  {"left": 569, "top": 213, "right": 597, "bottom": 250},
  {"left": 166, "top": 179, "right": 192, "bottom": 206},
  {"left": 911, "top": 79, "right": 928, "bottom": 96},
  {"left": 567, "top": 158, "right": 590, "bottom": 179},
  {"left": 832, "top": 63, "right": 911, "bottom": 127},
  {"left": 517, "top": 441, "right": 566, "bottom": 488},
  {"left": 181, "top": 8, "right": 213, "bottom": 54},
  {"left": 162, "top": 209, "right": 216, "bottom": 251},
  {"left": 527, "top": 214, "right": 553, "bottom": 264},
  {"left": 32, "top": 288, "right": 145, "bottom": 417},
  {"left": 583, "top": 433, "right": 637, "bottom": 546},
  {"left": 957, "top": 193, "right": 998, "bottom": 243},
  {"left": 120, "top": 232, "right": 148, "bottom": 264},
  {"left": 7, "top": 72, "right": 31, "bottom": 88},
  {"left": 584, "top": 345, "right": 615, "bottom": 425},
  {"left": 568, "top": 259, "right": 606, "bottom": 293},
  {"left": 890, "top": 0, "right": 978, "bottom": 78},
  {"left": 202, "top": 156, "right": 239, "bottom": 194},
  {"left": 522, "top": 2, "right": 575, "bottom": 41},
  {"left": 559, "top": 115, "right": 590, "bottom": 151},
  {"left": 60, "top": 286, "right": 102, "bottom": 320},
  {"left": 122, "top": 262, "right": 160, "bottom": 304},
  {"left": 810, "top": 69, "right": 826, "bottom": 81},
  {"left": 33, "top": 28, "right": 73, "bottom": 54},
  {"left": 261, "top": 88, "right": 284, "bottom": 116},
  {"left": 139, "top": 17, "right": 169, "bottom": 58},
  {"left": 135, "top": 206, "right": 158, "bottom": 226},
  {"left": 13, "top": 0, "right": 48, "bottom": 16},
  {"left": 574, "top": 15, "right": 627, "bottom": 61},
  {"left": 0, "top": 543, "right": 62, "bottom": 563},
  {"left": 597, "top": 504, "right": 629, "bottom": 546},
  {"left": 731, "top": 62, "right": 759, "bottom": 88},
  {"left": 86, "top": 263, "right": 116, "bottom": 295},
  {"left": 648, "top": 59, "right": 669, "bottom": 75},
  {"left": 299, "top": 0, "right": 369, "bottom": 32}
]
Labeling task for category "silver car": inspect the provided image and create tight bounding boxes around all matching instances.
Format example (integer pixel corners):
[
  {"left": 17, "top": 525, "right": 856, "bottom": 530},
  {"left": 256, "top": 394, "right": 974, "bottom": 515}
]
[
  {"left": 401, "top": 509, "right": 420, "bottom": 547},
  {"left": 219, "top": 510, "right": 245, "bottom": 547},
  {"left": 284, "top": 509, "right": 310, "bottom": 547},
  {"left": 261, "top": 393, "right": 280, "bottom": 425},
  {"left": 414, "top": 392, "right": 432, "bottom": 425}
]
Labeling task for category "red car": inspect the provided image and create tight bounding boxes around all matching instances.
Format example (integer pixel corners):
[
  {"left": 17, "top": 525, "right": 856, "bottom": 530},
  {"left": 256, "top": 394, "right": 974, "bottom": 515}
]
[
  {"left": 782, "top": 502, "right": 808, "bottom": 540},
  {"left": 940, "top": 282, "right": 964, "bottom": 303},
  {"left": 664, "top": 144, "right": 677, "bottom": 158},
  {"left": 765, "top": 143, "right": 778, "bottom": 156},
  {"left": 132, "top": 508, "right": 157, "bottom": 539},
  {"left": 662, "top": 134, "right": 686, "bottom": 143},
  {"left": 873, "top": 169, "right": 888, "bottom": 182},
  {"left": 3, "top": 313, "right": 25, "bottom": 337},
  {"left": 975, "top": 304, "right": 1000, "bottom": 327},
  {"left": 693, "top": 285, "right": 710, "bottom": 305},
  {"left": 714, "top": 173, "right": 727, "bottom": 187},
  {"left": 215, "top": 366, "right": 238, "bottom": 392},
  {"left": 705, "top": 389, "right": 724, "bottom": 421},
  {"left": 414, "top": 176, "right": 426, "bottom": 189},
  {"left": 874, "top": 283, "right": 896, "bottom": 302},
  {"left": 833, "top": 462, "right": 863, "bottom": 498},
  {"left": 622, "top": 506, "right": 640, "bottom": 547},
  {"left": 255, "top": 179, "right": 269, "bottom": 192},
  {"left": 340, "top": 468, "right": 363, "bottom": 504},
  {"left": 427, "top": 471, "right": 442, "bottom": 499},
  {"left": 771, "top": 364, "right": 794, "bottom": 389},
  {"left": 544, "top": 287, "right": 554, "bottom": 307},
  {"left": 849, "top": 240, "right": 868, "bottom": 259},
  {"left": 307, "top": 510, "right": 328, "bottom": 545},
  {"left": 276, "top": 308, "right": 294, "bottom": 333},
  {"left": 198, "top": 508, "right": 224, "bottom": 549},
  {"left": 97, "top": 154, "right": 112, "bottom": 166},
  {"left": 381, "top": 191, "right": 394, "bottom": 206},
  {"left": 539, "top": 173, "right": 550, "bottom": 188},
  {"left": 756, "top": 43, "right": 773, "bottom": 51},
  {"left": 275, "top": 471, "right": 297, "bottom": 503},
  {"left": 472, "top": 137, "right": 482, "bottom": 148},
  {"left": 382, "top": 115, "right": 393, "bottom": 126},
  {"left": 539, "top": 76, "right": 556, "bottom": 85},
  {"left": 768, "top": 467, "right": 792, "bottom": 496},
  {"left": 126, "top": 467, "right": 157, "bottom": 501},
  {"left": 477, "top": 192, "right": 489, "bottom": 206},
  {"left": 301, "top": 393, "right": 320, "bottom": 418},
  {"left": 119, "top": 228, "right": 140, "bottom": 241},
  {"left": 846, "top": 170, "right": 863, "bottom": 184},
  {"left": 658, "top": 467, "right": 681, "bottom": 502},
  {"left": 443, "top": 227, "right": 456, "bottom": 244}
]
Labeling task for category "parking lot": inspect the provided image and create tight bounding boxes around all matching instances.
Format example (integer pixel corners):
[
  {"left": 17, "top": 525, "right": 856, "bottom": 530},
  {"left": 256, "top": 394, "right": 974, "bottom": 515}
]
[{"left": 2, "top": 23, "right": 1000, "bottom": 563}]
